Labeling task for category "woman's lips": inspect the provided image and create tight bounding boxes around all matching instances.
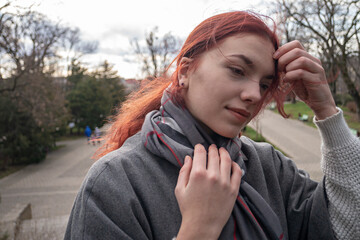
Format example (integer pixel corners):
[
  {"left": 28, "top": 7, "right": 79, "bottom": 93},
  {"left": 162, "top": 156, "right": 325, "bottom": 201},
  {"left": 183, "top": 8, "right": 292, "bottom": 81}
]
[{"left": 226, "top": 107, "right": 251, "bottom": 121}]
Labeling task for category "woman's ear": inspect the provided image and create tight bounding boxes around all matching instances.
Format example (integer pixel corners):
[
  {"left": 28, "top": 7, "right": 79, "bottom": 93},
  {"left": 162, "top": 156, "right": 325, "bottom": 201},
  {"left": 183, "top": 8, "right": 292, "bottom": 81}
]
[{"left": 178, "top": 57, "right": 193, "bottom": 88}]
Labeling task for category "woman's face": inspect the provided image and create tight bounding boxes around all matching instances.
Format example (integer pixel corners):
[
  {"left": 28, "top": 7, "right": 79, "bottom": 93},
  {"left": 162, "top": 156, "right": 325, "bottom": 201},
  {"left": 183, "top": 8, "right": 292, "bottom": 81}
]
[{"left": 181, "top": 34, "right": 276, "bottom": 138}]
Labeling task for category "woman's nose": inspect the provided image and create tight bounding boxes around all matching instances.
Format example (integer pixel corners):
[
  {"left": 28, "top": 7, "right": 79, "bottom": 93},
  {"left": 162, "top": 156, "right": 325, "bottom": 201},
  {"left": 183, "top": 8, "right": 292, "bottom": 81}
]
[{"left": 239, "top": 81, "right": 262, "bottom": 104}]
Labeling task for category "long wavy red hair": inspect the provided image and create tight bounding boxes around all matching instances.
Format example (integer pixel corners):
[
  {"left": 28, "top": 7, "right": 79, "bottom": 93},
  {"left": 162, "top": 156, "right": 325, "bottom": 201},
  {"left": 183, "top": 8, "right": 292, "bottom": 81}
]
[{"left": 95, "top": 11, "right": 288, "bottom": 159}]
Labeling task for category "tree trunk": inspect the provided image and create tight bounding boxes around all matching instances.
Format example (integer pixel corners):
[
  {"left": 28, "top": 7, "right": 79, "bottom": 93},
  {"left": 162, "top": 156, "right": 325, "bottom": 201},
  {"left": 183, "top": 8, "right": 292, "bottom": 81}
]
[{"left": 339, "top": 57, "right": 360, "bottom": 120}]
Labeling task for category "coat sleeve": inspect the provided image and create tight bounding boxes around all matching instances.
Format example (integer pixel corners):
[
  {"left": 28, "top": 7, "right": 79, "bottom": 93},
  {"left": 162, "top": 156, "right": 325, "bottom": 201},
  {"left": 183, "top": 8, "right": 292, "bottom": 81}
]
[
  {"left": 315, "top": 108, "right": 360, "bottom": 239},
  {"left": 64, "top": 159, "right": 153, "bottom": 240}
]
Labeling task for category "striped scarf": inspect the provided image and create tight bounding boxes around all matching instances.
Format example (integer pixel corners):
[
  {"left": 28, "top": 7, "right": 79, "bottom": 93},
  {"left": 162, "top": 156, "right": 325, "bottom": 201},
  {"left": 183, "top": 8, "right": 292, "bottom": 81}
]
[{"left": 141, "top": 89, "right": 285, "bottom": 240}]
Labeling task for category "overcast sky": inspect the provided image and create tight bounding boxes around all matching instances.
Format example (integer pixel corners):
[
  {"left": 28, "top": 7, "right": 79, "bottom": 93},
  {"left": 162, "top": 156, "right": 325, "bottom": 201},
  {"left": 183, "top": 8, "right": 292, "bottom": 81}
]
[{"left": 10, "top": 0, "right": 270, "bottom": 79}]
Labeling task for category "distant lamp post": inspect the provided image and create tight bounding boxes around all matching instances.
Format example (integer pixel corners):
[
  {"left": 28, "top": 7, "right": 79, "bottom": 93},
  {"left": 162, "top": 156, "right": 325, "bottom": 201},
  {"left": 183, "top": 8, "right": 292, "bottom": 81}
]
[{"left": 69, "top": 122, "right": 75, "bottom": 135}]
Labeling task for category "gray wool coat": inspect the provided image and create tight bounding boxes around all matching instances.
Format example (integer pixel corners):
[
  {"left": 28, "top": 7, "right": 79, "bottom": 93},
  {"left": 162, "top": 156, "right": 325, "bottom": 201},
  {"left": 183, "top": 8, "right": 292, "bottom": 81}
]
[{"left": 64, "top": 133, "right": 335, "bottom": 240}]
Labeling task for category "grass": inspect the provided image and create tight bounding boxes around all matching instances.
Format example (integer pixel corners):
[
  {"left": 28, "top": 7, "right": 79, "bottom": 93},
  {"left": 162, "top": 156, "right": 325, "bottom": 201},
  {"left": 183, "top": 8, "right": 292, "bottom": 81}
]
[
  {"left": 272, "top": 101, "right": 360, "bottom": 132},
  {"left": 0, "top": 164, "right": 27, "bottom": 179},
  {"left": 242, "top": 126, "right": 266, "bottom": 142},
  {"left": 274, "top": 101, "right": 316, "bottom": 128},
  {"left": 242, "top": 126, "right": 288, "bottom": 156},
  {"left": 340, "top": 106, "right": 360, "bottom": 132},
  {"left": 0, "top": 233, "right": 9, "bottom": 240},
  {"left": 0, "top": 145, "right": 66, "bottom": 180}
]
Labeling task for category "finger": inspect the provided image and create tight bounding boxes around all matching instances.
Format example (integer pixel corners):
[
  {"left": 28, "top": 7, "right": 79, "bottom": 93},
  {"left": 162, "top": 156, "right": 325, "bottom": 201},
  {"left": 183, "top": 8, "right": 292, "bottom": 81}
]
[
  {"left": 219, "top": 147, "right": 232, "bottom": 183},
  {"left": 176, "top": 156, "right": 193, "bottom": 189},
  {"left": 283, "top": 70, "right": 325, "bottom": 101},
  {"left": 285, "top": 56, "right": 323, "bottom": 74},
  {"left": 230, "top": 162, "right": 242, "bottom": 191},
  {"left": 284, "top": 69, "right": 325, "bottom": 85},
  {"left": 273, "top": 40, "right": 305, "bottom": 59},
  {"left": 278, "top": 49, "right": 321, "bottom": 72},
  {"left": 207, "top": 144, "right": 220, "bottom": 173},
  {"left": 191, "top": 144, "right": 207, "bottom": 172}
]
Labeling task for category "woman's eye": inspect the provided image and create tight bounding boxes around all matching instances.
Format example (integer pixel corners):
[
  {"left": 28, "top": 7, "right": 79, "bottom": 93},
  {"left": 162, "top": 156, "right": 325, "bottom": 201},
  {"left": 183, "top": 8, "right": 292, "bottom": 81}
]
[
  {"left": 229, "top": 67, "right": 245, "bottom": 76},
  {"left": 260, "top": 83, "right": 270, "bottom": 91}
]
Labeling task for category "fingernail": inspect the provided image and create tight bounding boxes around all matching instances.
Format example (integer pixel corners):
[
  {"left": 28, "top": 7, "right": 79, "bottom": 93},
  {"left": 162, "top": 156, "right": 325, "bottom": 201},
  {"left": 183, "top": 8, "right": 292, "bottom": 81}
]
[
  {"left": 184, "top": 156, "right": 189, "bottom": 164},
  {"left": 273, "top": 51, "right": 279, "bottom": 59},
  {"left": 195, "top": 144, "right": 204, "bottom": 150}
]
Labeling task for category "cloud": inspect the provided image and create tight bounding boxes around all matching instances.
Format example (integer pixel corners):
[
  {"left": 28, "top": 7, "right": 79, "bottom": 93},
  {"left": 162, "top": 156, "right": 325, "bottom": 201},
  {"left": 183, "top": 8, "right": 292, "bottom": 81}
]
[
  {"left": 122, "top": 56, "right": 137, "bottom": 64},
  {"left": 101, "top": 26, "right": 145, "bottom": 41},
  {"left": 99, "top": 47, "right": 130, "bottom": 56},
  {"left": 32, "top": 0, "right": 265, "bottom": 79}
]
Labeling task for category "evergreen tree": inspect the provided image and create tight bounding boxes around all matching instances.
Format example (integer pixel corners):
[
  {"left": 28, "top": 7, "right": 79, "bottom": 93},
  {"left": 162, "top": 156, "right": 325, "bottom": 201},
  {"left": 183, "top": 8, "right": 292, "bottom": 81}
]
[
  {"left": 66, "top": 75, "right": 113, "bottom": 131},
  {"left": 94, "top": 60, "right": 127, "bottom": 111}
]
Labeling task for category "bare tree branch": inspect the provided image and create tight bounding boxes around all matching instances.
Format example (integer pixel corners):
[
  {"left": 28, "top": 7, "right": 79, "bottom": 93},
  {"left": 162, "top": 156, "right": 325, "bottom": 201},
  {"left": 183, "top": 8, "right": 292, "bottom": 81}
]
[
  {"left": 277, "top": 0, "right": 360, "bottom": 118},
  {"left": 131, "top": 27, "right": 181, "bottom": 78}
]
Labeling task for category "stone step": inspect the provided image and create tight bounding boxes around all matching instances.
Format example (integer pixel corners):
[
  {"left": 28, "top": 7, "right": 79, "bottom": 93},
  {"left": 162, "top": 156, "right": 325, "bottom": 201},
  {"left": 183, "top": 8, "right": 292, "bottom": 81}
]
[
  {"left": 0, "top": 203, "right": 32, "bottom": 240},
  {"left": 16, "top": 215, "right": 69, "bottom": 240}
]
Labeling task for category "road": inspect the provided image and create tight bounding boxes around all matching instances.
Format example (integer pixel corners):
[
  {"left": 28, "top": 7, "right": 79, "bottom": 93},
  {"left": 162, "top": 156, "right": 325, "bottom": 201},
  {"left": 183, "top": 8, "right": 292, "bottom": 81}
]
[
  {"left": 0, "top": 138, "right": 98, "bottom": 239},
  {"left": 0, "top": 111, "right": 324, "bottom": 239},
  {"left": 249, "top": 109, "right": 323, "bottom": 181}
]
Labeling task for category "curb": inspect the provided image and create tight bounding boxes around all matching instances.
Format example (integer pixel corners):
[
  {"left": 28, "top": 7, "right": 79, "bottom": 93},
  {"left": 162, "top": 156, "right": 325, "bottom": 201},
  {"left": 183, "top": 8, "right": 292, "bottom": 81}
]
[{"left": 0, "top": 203, "right": 32, "bottom": 240}]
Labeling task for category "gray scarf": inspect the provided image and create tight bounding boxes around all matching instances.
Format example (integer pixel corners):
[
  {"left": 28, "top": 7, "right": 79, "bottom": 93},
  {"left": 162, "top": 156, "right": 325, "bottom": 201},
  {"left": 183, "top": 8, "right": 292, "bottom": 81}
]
[{"left": 141, "top": 89, "right": 285, "bottom": 240}]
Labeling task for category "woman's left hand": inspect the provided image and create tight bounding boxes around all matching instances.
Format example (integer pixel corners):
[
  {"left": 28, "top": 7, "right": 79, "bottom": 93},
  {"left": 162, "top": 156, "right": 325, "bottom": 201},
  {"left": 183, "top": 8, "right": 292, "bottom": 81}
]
[{"left": 273, "top": 40, "right": 337, "bottom": 120}]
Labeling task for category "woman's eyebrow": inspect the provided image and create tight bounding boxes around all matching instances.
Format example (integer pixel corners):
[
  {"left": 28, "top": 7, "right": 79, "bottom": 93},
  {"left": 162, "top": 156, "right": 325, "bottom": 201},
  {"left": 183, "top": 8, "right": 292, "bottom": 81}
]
[
  {"left": 227, "top": 54, "right": 274, "bottom": 79},
  {"left": 228, "top": 54, "right": 254, "bottom": 68},
  {"left": 265, "top": 75, "right": 275, "bottom": 80}
]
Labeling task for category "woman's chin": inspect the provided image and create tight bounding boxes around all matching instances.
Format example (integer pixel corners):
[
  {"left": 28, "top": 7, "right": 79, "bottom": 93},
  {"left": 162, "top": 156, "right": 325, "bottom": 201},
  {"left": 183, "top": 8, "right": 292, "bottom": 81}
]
[
  {"left": 199, "top": 120, "right": 244, "bottom": 139},
  {"left": 213, "top": 128, "right": 242, "bottom": 139}
]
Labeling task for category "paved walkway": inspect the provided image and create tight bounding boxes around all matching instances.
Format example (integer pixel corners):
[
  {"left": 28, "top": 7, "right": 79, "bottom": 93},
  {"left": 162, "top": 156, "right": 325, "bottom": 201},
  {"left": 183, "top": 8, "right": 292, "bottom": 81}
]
[
  {"left": 249, "top": 109, "right": 323, "bottom": 181},
  {"left": 0, "top": 138, "right": 99, "bottom": 239}
]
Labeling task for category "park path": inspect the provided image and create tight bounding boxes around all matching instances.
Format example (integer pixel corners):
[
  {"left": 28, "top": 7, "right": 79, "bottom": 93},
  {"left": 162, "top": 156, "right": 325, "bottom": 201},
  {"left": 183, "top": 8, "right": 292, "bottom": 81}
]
[
  {"left": 0, "top": 112, "right": 324, "bottom": 239},
  {"left": 0, "top": 137, "right": 98, "bottom": 239},
  {"left": 248, "top": 109, "right": 323, "bottom": 181}
]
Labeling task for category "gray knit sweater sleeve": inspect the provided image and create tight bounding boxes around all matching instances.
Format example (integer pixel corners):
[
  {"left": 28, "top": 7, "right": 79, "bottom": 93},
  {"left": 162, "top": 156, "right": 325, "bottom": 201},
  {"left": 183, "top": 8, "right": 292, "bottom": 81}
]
[{"left": 314, "top": 108, "right": 360, "bottom": 240}]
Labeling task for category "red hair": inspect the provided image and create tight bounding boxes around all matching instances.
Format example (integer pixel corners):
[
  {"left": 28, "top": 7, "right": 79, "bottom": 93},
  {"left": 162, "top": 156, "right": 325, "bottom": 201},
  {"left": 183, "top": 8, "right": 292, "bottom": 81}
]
[{"left": 95, "top": 11, "right": 288, "bottom": 159}]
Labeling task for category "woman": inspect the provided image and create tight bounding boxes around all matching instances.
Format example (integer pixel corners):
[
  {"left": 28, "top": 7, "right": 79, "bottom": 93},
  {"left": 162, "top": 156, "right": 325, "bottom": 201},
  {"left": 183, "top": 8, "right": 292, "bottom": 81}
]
[{"left": 65, "top": 11, "right": 359, "bottom": 240}]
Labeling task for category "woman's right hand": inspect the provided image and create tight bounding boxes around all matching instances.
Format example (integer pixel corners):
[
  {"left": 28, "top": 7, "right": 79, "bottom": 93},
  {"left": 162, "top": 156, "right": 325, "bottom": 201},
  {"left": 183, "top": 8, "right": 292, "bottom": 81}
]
[{"left": 175, "top": 144, "right": 242, "bottom": 240}]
